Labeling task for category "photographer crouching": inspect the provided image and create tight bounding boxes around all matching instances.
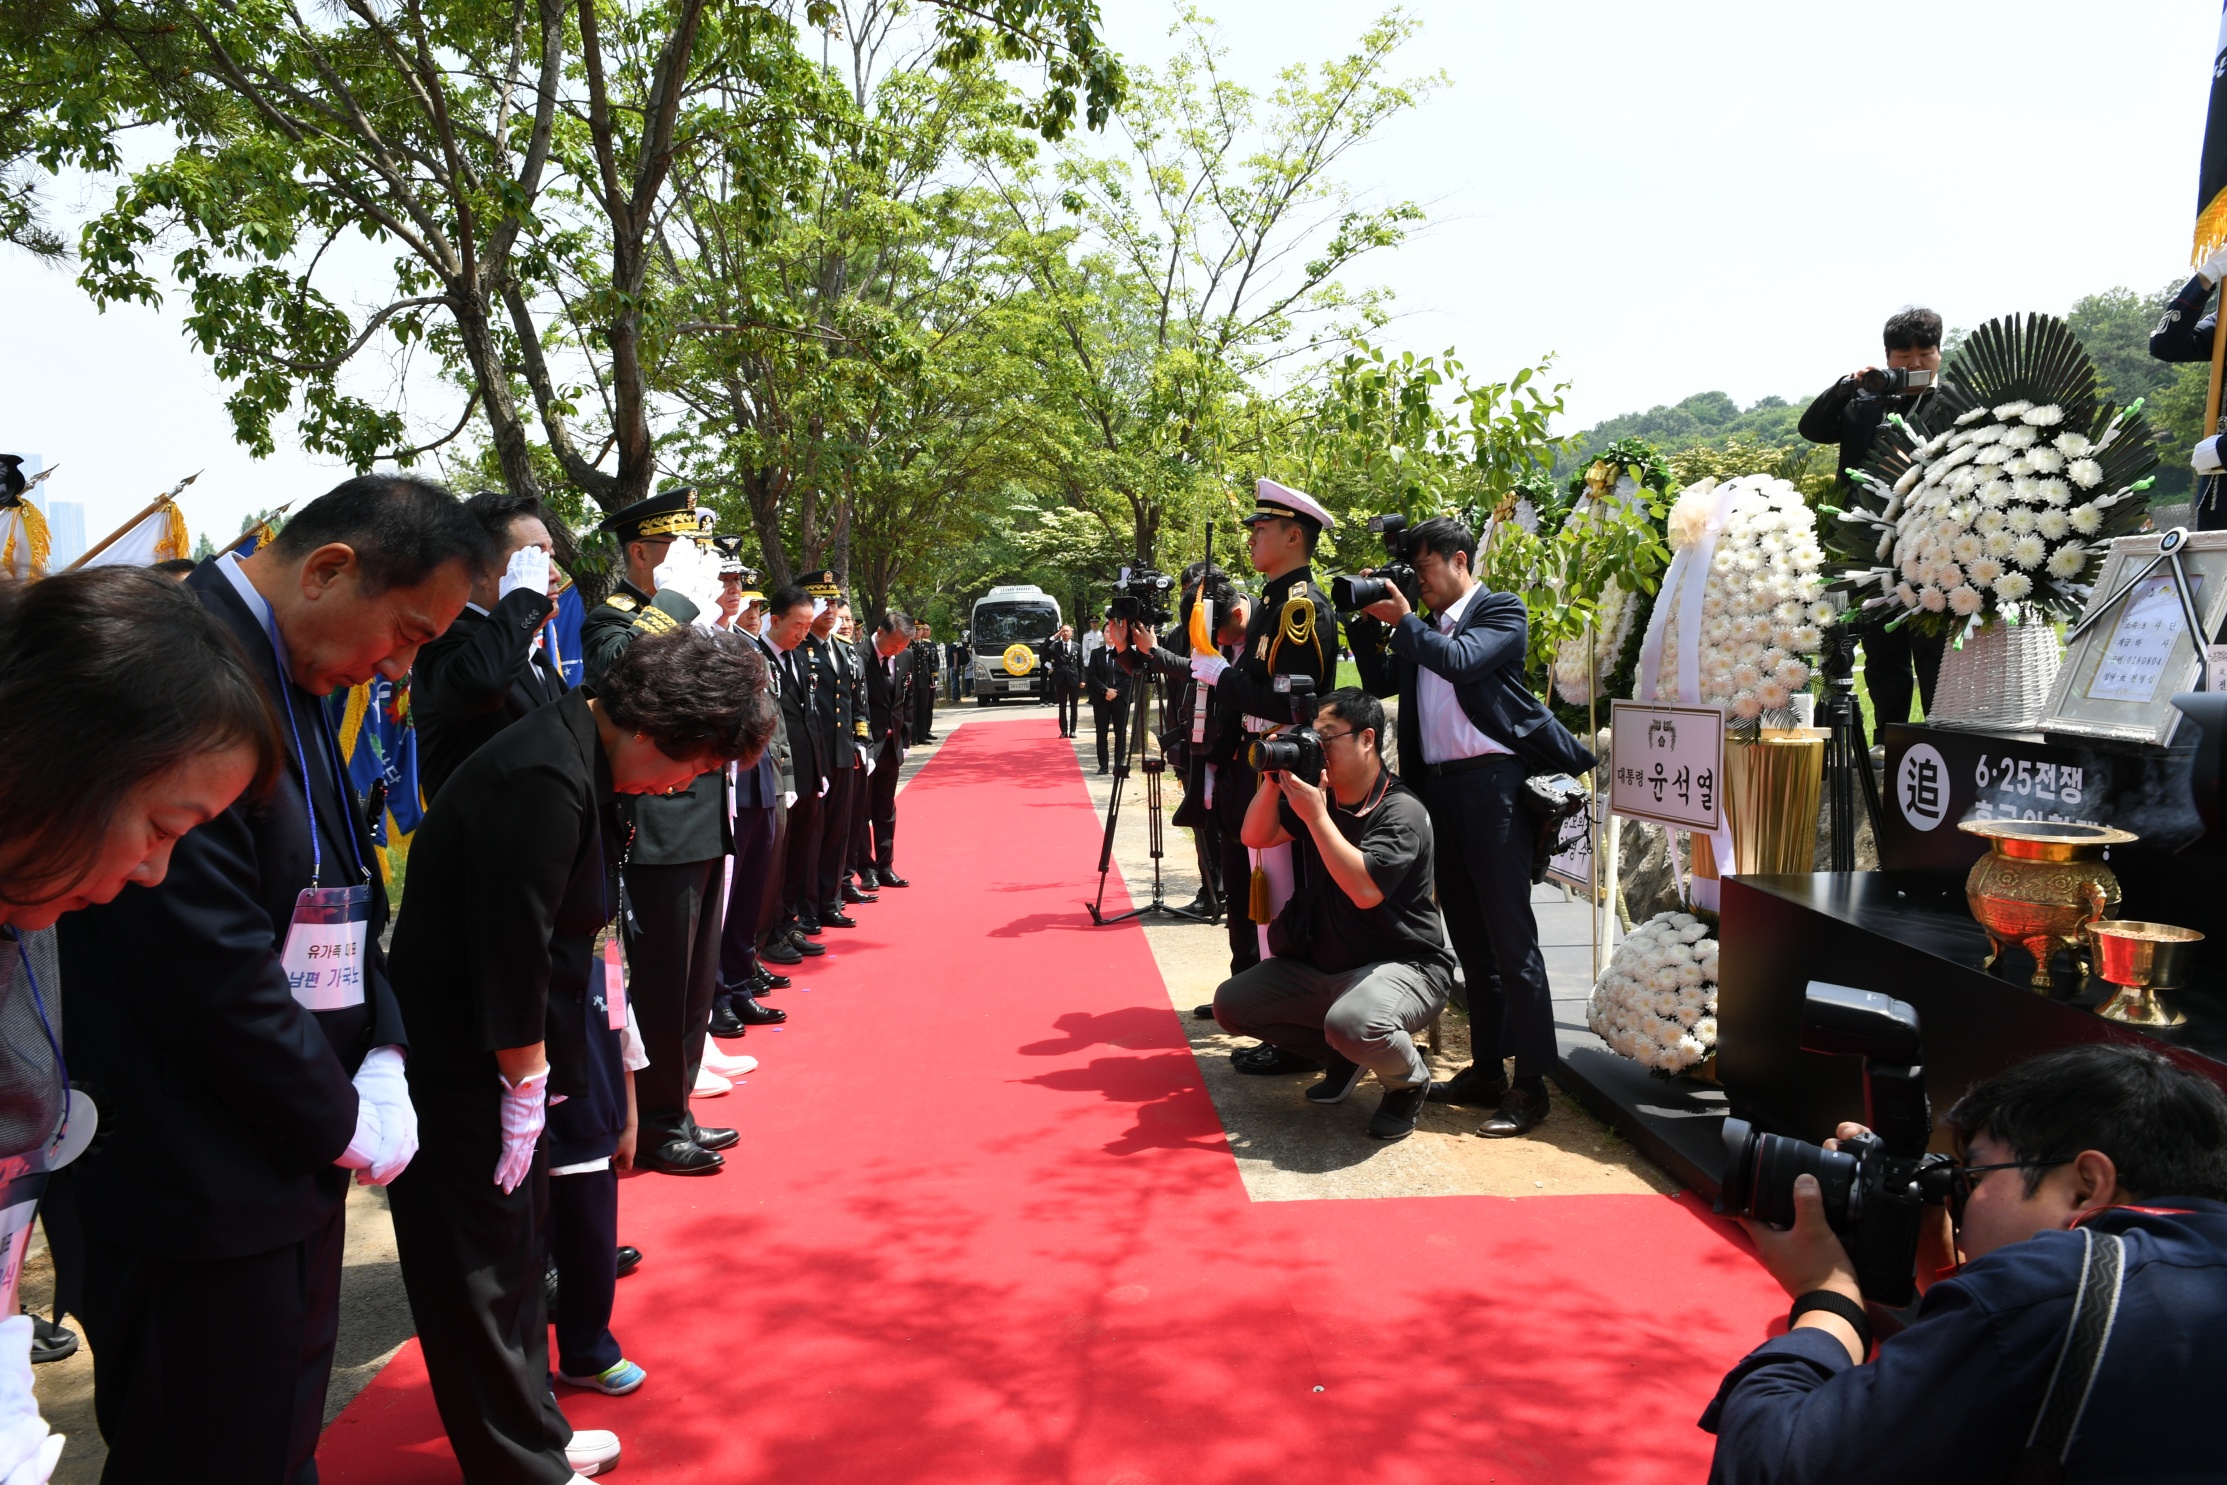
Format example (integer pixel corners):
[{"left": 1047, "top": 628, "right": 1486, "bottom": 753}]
[
  {"left": 1706, "top": 1043, "right": 2227, "bottom": 1482},
  {"left": 1210, "top": 688, "right": 1455, "bottom": 1142}
]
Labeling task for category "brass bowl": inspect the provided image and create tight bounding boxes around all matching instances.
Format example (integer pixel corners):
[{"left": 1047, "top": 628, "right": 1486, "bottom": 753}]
[
  {"left": 1959, "top": 820, "right": 2138, "bottom": 990},
  {"left": 2086, "top": 921, "right": 2203, "bottom": 1028}
]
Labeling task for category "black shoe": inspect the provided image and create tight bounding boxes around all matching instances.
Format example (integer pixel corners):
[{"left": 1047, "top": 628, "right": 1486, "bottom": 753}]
[
  {"left": 788, "top": 930, "right": 827, "bottom": 957},
  {"left": 799, "top": 919, "right": 825, "bottom": 938},
  {"left": 1369, "top": 1084, "right": 1429, "bottom": 1142},
  {"left": 640, "top": 1139, "right": 724, "bottom": 1175},
  {"left": 26, "top": 1313, "right": 77, "bottom": 1364},
  {"left": 752, "top": 967, "right": 790, "bottom": 991},
  {"left": 843, "top": 883, "right": 878, "bottom": 905},
  {"left": 878, "top": 872, "right": 909, "bottom": 888},
  {"left": 734, "top": 995, "right": 787, "bottom": 1026},
  {"left": 1230, "top": 1044, "right": 1319, "bottom": 1076},
  {"left": 1192, "top": 1003, "right": 1216, "bottom": 1020},
  {"left": 1097, "top": 766, "right": 1109, "bottom": 775},
  {"left": 692, "top": 1125, "right": 740, "bottom": 1152},
  {"left": 708, "top": 1004, "right": 745, "bottom": 1038},
  {"left": 1181, "top": 895, "right": 1221, "bottom": 919},
  {"left": 615, "top": 1245, "right": 643, "bottom": 1278},
  {"left": 858, "top": 869, "right": 879, "bottom": 890},
  {"left": 762, "top": 938, "right": 804, "bottom": 965},
  {"left": 819, "top": 910, "right": 858, "bottom": 929},
  {"left": 1478, "top": 1082, "right": 1550, "bottom": 1139},
  {"left": 543, "top": 1263, "right": 561, "bottom": 1318},
  {"left": 1304, "top": 1052, "right": 1366, "bottom": 1105},
  {"left": 1425, "top": 1063, "right": 1510, "bottom": 1109}
]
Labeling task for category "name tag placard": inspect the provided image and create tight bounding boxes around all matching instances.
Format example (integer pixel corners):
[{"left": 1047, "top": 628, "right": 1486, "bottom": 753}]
[{"left": 281, "top": 885, "right": 370, "bottom": 1010}]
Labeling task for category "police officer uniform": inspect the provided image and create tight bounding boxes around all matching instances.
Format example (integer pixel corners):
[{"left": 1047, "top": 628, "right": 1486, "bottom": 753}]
[
  {"left": 579, "top": 488, "right": 734, "bottom": 1176},
  {"left": 711, "top": 550, "right": 788, "bottom": 1034},
  {"left": 801, "top": 572, "right": 867, "bottom": 928},
  {"left": 1046, "top": 631, "right": 1082, "bottom": 736}
]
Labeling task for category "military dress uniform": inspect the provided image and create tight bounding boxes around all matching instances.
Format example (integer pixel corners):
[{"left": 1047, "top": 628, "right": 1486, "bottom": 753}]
[
  {"left": 1197, "top": 481, "right": 1342, "bottom": 965},
  {"left": 910, "top": 634, "right": 939, "bottom": 739},
  {"left": 579, "top": 488, "right": 733, "bottom": 1172}
]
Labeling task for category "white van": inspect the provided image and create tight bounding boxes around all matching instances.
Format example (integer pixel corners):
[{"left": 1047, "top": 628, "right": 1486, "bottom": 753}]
[{"left": 970, "top": 584, "right": 1062, "bottom": 704}]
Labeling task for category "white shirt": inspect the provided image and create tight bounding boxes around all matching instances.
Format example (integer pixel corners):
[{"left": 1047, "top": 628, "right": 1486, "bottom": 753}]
[{"left": 1416, "top": 584, "right": 1510, "bottom": 765}]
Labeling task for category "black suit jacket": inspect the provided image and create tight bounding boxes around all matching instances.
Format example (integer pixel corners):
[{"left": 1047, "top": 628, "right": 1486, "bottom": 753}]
[
  {"left": 774, "top": 640, "right": 828, "bottom": 791},
  {"left": 387, "top": 691, "right": 618, "bottom": 1100},
  {"left": 413, "top": 589, "right": 562, "bottom": 800},
  {"left": 56, "top": 560, "right": 407, "bottom": 1261},
  {"left": 737, "top": 631, "right": 790, "bottom": 803},
  {"left": 859, "top": 636, "right": 912, "bottom": 740},
  {"left": 1086, "top": 645, "right": 1131, "bottom": 704},
  {"left": 1351, "top": 589, "right": 1597, "bottom": 778}
]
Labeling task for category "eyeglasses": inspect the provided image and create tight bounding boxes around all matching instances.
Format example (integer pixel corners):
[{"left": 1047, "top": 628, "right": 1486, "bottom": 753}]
[
  {"left": 1947, "top": 1157, "right": 2069, "bottom": 1223},
  {"left": 1314, "top": 727, "right": 1358, "bottom": 746}
]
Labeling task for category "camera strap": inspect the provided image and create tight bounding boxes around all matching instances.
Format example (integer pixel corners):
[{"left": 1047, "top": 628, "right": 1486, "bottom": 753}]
[{"left": 2008, "top": 1227, "right": 2124, "bottom": 1485}]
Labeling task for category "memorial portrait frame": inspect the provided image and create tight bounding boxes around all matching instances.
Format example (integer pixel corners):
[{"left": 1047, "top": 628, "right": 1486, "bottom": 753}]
[{"left": 2040, "top": 529, "right": 2227, "bottom": 748}]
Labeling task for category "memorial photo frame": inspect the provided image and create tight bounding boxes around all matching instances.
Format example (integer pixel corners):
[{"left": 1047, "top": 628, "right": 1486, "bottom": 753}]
[{"left": 2040, "top": 530, "right": 2227, "bottom": 747}]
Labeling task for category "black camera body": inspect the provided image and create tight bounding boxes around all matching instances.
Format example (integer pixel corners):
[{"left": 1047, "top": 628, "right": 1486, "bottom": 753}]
[
  {"left": 1855, "top": 366, "right": 1936, "bottom": 397},
  {"left": 1246, "top": 674, "right": 1322, "bottom": 775},
  {"left": 1332, "top": 513, "right": 1420, "bottom": 612},
  {"left": 1110, "top": 565, "right": 1175, "bottom": 628},
  {"left": 1718, "top": 981, "right": 1954, "bottom": 1307}
]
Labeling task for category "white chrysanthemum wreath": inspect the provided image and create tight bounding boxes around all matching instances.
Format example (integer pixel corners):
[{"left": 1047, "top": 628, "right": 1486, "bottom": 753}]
[
  {"left": 1646, "top": 475, "right": 1828, "bottom": 722},
  {"left": 1587, "top": 910, "right": 1719, "bottom": 1073}
]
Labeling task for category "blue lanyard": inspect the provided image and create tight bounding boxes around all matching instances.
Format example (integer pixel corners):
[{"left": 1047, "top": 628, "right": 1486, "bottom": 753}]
[{"left": 10, "top": 935, "right": 68, "bottom": 1095}]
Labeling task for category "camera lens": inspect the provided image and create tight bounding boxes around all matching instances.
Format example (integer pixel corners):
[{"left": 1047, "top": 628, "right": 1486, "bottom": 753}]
[
  {"left": 1332, "top": 575, "right": 1390, "bottom": 611},
  {"left": 1718, "top": 1118, "right": 1862, "bottom": 1229}
]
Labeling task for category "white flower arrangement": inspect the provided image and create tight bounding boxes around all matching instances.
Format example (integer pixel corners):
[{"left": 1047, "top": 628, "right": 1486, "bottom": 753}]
[
  {"left": 1588, "top": 911, "right": 1719, "bottom": 1074},
  {"left": 1648, "top": 475, "right": 1826, "bottom": 721},
  {"left": 1553, "top": 576, "right": 1641, "bottom": 705}
]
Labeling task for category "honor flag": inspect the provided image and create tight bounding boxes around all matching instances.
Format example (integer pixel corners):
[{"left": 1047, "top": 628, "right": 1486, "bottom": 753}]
[
  {"left": 2199, "top": 2, "right": 2227, "bottom": 265},
  {"left": 68, "top": 470, "right": 199, "bottom": 570},
  {"left": 329, "top": 674, "right": 424, "bottom": 877}
]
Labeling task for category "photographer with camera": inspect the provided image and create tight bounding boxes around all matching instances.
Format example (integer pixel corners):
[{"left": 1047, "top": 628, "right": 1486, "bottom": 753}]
[
  {"left": 1705, "top": 1041, "right": 2227, "bottom": 1483},
  {"left": 1346, "top": 515, "right": 1596, "bottom": 1138},
  {"left": 1799, "top": 306, "right": 1947, "bottom": 741},
  {"left": 1211, "top": 688, "right": 1454, "bottom": 1142}
]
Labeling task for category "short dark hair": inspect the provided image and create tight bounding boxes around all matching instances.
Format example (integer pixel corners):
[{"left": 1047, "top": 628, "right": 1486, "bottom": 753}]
[
  {"left": 763, "top": 583, "right": 814, "bottom": 618},
  {"left": 0, "top": 568, "right": 284, "bottom": 908},
  {"left": 271, "top": 474, "right": 495, "bottom": 595},
  {"left": 1266, "top": 515, "right": 1320, "bottom": 557},
  {"left": 1883, "top": 306, "right": 1943, "bottom": 353},
  {"left": 1945, "top": 1044, "right": 2227, "bottom": 1201},
  {"left": 461, "top": 488, "right": 554, "bottom": 546},
  {"left": 878, "top": 610, "right": 917, "bottom": 639},
  {"left": 1408, "top": 515, "right": 1477, "bottom": 569},
  {"left": 1318, "top": 687, "right": 1385, "bottom": 752},
  {"left": 151, "top": 557, "right": 198, "bottom": 577},
  {"left": 598, "top": 627, "right": 777, "bottom": 768}
]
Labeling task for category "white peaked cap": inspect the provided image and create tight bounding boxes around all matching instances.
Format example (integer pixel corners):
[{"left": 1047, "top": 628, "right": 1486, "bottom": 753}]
[{"left": 1248, "top": 478, "right": 1335, "bottom": 529}]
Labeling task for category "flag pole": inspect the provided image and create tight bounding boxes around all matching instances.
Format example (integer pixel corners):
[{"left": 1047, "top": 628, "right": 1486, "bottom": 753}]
[
  {"left": 220, "top": 501, "right": 294, "bottom": 556},
  {"left": 66, "top": 471, "right": 202, "bottom": 570},
  {"left": 2209, "top": 280, "right": 2227, "bottom": 441}
]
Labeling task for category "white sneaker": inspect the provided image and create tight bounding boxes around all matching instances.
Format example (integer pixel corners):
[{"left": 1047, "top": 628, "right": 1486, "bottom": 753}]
[
  {"left": 693, "top": 1067, "right": 731, "bottom": 1096},
  {"left": 701, "top": 1049, "right": 758, "bottom": 1078},
  {"left": 566, "top": 1428, "right": 621, "bottom": 1476}
]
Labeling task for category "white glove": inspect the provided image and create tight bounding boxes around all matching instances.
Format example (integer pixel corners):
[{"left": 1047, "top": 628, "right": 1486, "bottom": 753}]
[
  {"left": 0, "top": 1319, "right": 59, "bottom": 1485},
  {"left": 816, "top": 775, "right": 831, "bottom": 799},
  {"left": 2196, "top": 435, "right": 2224, "bottom": 476},
  {"left": 494, "top": 1068, "right": 548, "bottom": 1194},
  {"left": 1190, "top": 653, "right": 1229, "bottom": 687},
  {"left": 498, "top": 544, "right": 551, "bottom": 602},
  {"left": 350, "top": 1045, "right": 417, "bottom": 1186},
  {"left": 2203, "top": 243, "right": 2227, "bottom": 287},
  {"left": 783, "top": 790, "right": 797, "bottom": 809}
]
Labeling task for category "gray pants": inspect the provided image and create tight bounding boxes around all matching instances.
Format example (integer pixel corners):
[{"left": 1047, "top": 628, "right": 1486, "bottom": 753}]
[{"left": 1214, "top": 956, "right": 1451, "bottom": 1091}]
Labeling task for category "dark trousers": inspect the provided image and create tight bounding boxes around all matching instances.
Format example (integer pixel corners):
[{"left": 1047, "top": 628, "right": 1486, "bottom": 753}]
[
  {"left": 846, "top": 758, "right": 873, "bottom": 878},
  {"left": 816, "top": 760, "right": 863, "bottom": 912},
  {"left": 866, "top": 735, "right": 903, "bottom": 871},
  {"left": 913, "top": 685, "right": 935, "bottom": 740},
  {"left": 547, "top": 1167, "right": 620, "bottom": 1380},
  {"left": 1420, "top": 757, "right": 1556, "bottom": 1079},
  {"left": 623, "top": 857, "right": 723, "bottom": 1146},
  {"left": 389, "top": 1081, "right": 573, "bottom": 1485},
  {"left": 1051, "top": 681, "right": 1080, "bottom": 734},
  {"left": 780, "top": 780, "right": 826, "bottom": 930},
  {"left": 1092, "top": 697, "right": 1129, "bottom": 771},
  {"left": 1862, "top": 622, "right": 1947, "bottom": 746},
  {"left": 82, "top": 1206, "right": 345, "bottom": 1485},
  {"left": 759, "top": 788, "right": 790, "bottom": 941},
  {"left": 719, "top": 801, "right": 777, "bottom": 992},
  {"left": 1215, "top": 768, "right": 1260, "bottom": 975},
  {"left": 1191, "top": 812, "right": 1224, "bottom": 910}
]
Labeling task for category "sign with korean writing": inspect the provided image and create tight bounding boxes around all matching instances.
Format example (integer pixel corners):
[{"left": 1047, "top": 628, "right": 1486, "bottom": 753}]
[
  {"left": 2087, "top": 573, "right": 2196, "bottom": 703},
  {"left": 1878, "top": 723, "right": 2120, "bottom": 874},
  {"left": 1607, "top": 701, "right": 1723, "bottom": 832},
  {"left": 1544, "top": 794, "right": 1597, "bottom": 897}
]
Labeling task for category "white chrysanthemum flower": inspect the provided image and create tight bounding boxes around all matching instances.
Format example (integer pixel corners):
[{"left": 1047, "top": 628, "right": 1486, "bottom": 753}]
[
  {"left": 1946, "top": 467, "right": 1980, "bottom": 496},
  {"left": 2070, "top": 505, "right": 2104, "bottom": 536},
  {"left": 1894, "top": 581, "right": 1918, "bottom": 608},
  {"left": 1730, "top": 661, "right": 1762, "bottom": 690},
  {"left": 2008, "top": 506, "right": 2038, "bottom": 534},
  {"left": 1967, "top": 422, "right": 2005, "bottom": 444},
  {"left": 2026, "top": 446, "right": 2065, "bottom": 474},
  {"left": 2054, "top": 432, "right": 2092, "bottom": 458},
  {"left": 1976, "top": 482, "right": 2009, "bottom": 510},
  {"left": 1919, "top": 584, "right": 1947, "bottom": 612},
  {"left": 1982, "top": 529, "right": 2016, "bottom": 558},
  {"left": 1792, "top": 625, "right": 1823, "bottom": 652},
  {"left": 1730, "top": 689, "right": 1764, "bottom": 720},
  {"left": 1976, "top": 444, "right": 2013, "bottom": 466},
  {"left": 1809, "top": 602, "right": 1835, "bottom": 625},
  {"left": 1678, "top": 922, "right": 1707, "bottom": 943},
  {"left": 1695, "top": 1016, "right": 1719, "bottom": 1043},
  {"left": 1968, "top": 557, "right": 2005, "bottom": 587},
  {"left": 2037, "top": 478, "right": 2071, "bottom": 507},
  {"left": 2000, "top": 424, "right": 2039, "bottom": 449},
  {"left": 2047, "top": 543, "right": 2089, "bottom": 579},
  {"left": 2037, "top": 509, "right": 2071, "bottom": 540},
  {"left": 1977, "top": 511, "right": 2007, "bottom": 536},
  {"left": 1994, "top": 399, "right": 2034, "bottom": 419},
  {"left": 2068, "top": 457, "right": 2104, "bottom": 489},
  {"left": 1994, "top": 571, "right": 2033, "bottom": 601},
  {"left": 2005, "top": 456, "right": 2034, "bottom": 478},
  {"left": 1892, "top": 465, "right": 1921, "bottom": 495},
  {"left": 1951, "top": 533, "right": 1983, "bottom": 563},
  {"left": 1754, "top": 679, "right": 1788, "bottom": 708},
  {"left": 1956, "top": 406, "right": 1991, "bottom": 426},
  {"left": 1948, "top": 584, "right": 1983, "bottom": 616},
  {"left": 1936, "top": 561, "right": 1964, "bottom": 589},
  {"left": 2022, "top": 404, "right": 2064, "bottom": 427},
  {"left": 1775, "top": 656, "right": 1811, "bottom": 686},
  {"left": 2011, "top": 534, "right": 2048, "bottom": 568}
]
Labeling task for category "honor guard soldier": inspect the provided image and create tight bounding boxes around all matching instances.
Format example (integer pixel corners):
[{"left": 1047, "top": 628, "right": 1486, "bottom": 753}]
[
  {"left": 580, "top": 488, "right": 739, "bottom": 1177},
  {"left": 798, "top": 572, "right": 865, "bottom": 931},
  {"left": 1188, "top": 479, "right": 1342, "bottom": 1071}
]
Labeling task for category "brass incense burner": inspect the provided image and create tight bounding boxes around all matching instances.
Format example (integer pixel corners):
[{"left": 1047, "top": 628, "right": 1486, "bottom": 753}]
[
  {"left": 1959, "top": 820, "right": 2137, "bottom": 990},
  {"left": 2086, "top": 921, "right": 2203, "bottom": 1028}
]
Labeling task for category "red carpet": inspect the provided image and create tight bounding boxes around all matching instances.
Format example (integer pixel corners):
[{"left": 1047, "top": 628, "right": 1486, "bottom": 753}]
[{"left": 321, "top": 718, "right": 1786, "bottom": 1483}]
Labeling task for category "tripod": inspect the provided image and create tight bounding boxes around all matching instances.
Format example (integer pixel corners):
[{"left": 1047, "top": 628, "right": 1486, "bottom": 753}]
[
  {"left": 1087, "top": 664, "right": 1212, "bottom": 926},
  {"left": 1820, "top": 616, "right": 1884, "bottom": 871}
]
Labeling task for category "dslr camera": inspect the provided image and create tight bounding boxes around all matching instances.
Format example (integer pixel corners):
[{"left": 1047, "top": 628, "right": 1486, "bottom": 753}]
[
  {"left": 1246, "top": 675, "right": 1323, "bottom": 776},
  {"left": 1331, "top": 514, "right": 1421, "bottom": 612},
  {"left": 1718, "top": 981, "right": 1955, "bottom": 1306},
  {"left": 1109, "top": 565, "right": 1175, "bottom": 628},
  {"left": 1855, "top": 366, "right": 1936, "bottom": 397}
]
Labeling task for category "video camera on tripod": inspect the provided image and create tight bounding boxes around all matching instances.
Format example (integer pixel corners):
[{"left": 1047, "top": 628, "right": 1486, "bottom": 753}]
[
  {"left": 1331, "top": 514, "right": 1422, "bottom": 613},
  {"left": 1109, "top": 566, "right": 1175, "bottom": 628}
]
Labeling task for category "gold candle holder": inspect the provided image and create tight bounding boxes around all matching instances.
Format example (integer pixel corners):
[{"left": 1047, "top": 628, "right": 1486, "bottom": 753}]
[
  {"left": 2086, "top": 921, "right": 2203, "bottom": 1028},
  {"left": 1725, "top": 729, "right": 1826, "bottom": 876}
]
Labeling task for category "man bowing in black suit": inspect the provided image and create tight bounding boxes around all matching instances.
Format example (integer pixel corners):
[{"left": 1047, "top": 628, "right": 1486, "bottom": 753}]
[
  {"left": 859, "top": 610, "right": 917, "bottom": 889},
  {"left": 57, "top": 475, "right": 488, "bottom": 1484},
  {"left": 414, "top": 490, "right": 567, "bottom": 800}
]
